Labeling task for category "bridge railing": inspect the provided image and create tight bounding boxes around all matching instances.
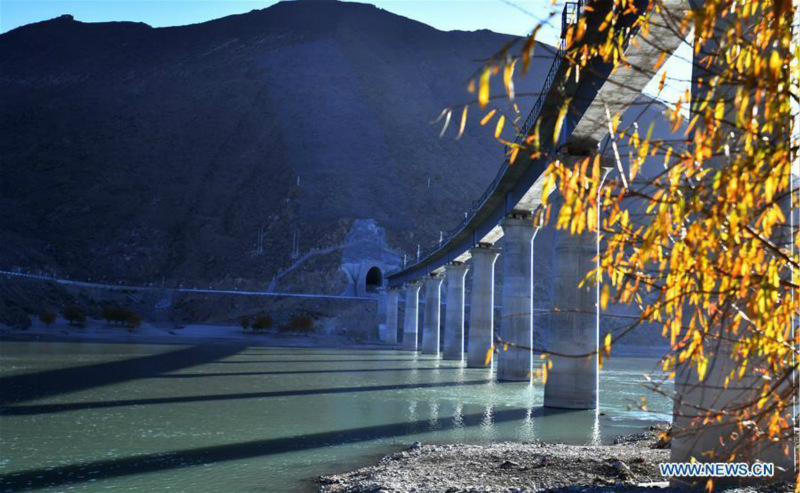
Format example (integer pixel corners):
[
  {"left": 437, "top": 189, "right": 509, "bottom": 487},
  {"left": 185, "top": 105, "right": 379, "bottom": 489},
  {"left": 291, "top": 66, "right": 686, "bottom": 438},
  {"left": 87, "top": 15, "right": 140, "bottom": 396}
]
[{"left": 393, "top": 1, "right": 583, "bottom": 276}]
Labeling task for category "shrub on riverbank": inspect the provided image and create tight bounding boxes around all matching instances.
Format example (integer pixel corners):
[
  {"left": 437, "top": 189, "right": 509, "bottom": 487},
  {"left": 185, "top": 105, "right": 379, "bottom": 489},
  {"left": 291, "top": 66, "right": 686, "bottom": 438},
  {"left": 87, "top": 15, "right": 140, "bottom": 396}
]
[
  {"left": 252, "top": 315, "right": 273, "bottom": 331},
  {"left": 101, "top": 306, "right": 142, "bottom": 329},
  {"left": 346, "top": 327, "right": 368, "bottom": 341},
  {"left": 102, "top": 306, "right": 125, "bottom": 325},
  {"left": 62, "top": 305, "right": 85, "bottom": 326},
  {"left": 126, "top": 312, "right": 142, "bottom": 329},
  {"left": 280, "top": 315, "right": 313, "bottom": 334},
  {"left": 39, "top": 311, "right": 56, "bottom": 327}
]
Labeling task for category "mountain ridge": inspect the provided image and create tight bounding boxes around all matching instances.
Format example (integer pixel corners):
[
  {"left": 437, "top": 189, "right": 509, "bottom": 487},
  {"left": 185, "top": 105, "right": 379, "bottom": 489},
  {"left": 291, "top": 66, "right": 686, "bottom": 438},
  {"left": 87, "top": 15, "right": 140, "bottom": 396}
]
[{"left": 0, "top": 0, "right": 553, "bottom": 289}]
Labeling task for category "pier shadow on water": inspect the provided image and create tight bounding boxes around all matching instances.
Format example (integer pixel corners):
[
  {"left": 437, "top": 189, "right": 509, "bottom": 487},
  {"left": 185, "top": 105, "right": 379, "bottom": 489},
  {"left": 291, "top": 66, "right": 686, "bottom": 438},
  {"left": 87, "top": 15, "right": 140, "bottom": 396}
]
[
  {"left": 1, "top": 379, "right": 490, "bottom": 415},
  {"left": 144, "top": 366, "right": 466, "bottom": 378},
  {"left": 0, "top": 406, "right": 592, "bottom": 491},
  {"left": 0, "top": 344, "right": 244, "bottom": 406},
  {"left": 212, "top": 358, "right": 439, "bottom": 364}
]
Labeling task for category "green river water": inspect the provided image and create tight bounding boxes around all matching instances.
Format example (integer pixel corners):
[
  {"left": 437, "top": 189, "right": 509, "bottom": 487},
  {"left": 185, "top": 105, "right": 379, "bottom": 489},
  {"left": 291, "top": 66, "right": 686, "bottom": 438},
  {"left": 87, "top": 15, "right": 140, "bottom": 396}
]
[{"left": 0, "top": 341, "right": 672, "bottom": 492}]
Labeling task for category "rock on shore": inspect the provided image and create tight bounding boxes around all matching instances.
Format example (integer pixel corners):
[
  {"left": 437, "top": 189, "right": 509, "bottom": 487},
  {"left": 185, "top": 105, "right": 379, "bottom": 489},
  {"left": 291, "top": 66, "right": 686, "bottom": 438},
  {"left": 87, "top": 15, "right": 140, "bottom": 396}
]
[
  {"left": 320, "top": 436, "right": 671, "bottom": 493},
  {"left": 318, "top": 432, "right": 794, "bottom": 493}
]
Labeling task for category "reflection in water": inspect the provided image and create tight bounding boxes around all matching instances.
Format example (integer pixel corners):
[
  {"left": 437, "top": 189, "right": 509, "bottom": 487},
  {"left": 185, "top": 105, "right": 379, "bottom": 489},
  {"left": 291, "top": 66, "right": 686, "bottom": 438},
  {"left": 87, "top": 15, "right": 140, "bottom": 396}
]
[
  {"left": 453, "top": 403, "right": 465, "bottom": 429},
  {"left": 482, "top": 405, "right": 494, "bottom": 427},
  {"left": 0, "top": 342, "right": 672, "bottom": 493},
  {"left": 450, "top": 402, "right": 468, "bottom": 443},
  {"left": 480, "top": 405, "right": 497, "bottom": 441},
  {"left": 535, "top": 407, "right": 603, "bottom": 445},
  {"left": 408, "top": 400, "right": 418, "bottom": 431},
  {"left": 591, "top": 409, "right": 602, "bottom": 445},
  {"left": 519, "top": 407, "right": 537, "bottom": 442},
  {"left": 428, "top": 401, "right": 440, "bottom": 429}
]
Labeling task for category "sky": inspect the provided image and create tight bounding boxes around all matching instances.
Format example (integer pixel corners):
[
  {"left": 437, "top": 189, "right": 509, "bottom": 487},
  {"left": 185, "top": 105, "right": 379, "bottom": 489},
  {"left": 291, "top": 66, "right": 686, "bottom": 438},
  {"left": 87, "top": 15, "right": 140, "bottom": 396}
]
[
  {"left": 0, "top": 0, "right": 691, "bottom": 104},
  {"left": 0, "top": 0, "right": 564, "bottom": 38}
]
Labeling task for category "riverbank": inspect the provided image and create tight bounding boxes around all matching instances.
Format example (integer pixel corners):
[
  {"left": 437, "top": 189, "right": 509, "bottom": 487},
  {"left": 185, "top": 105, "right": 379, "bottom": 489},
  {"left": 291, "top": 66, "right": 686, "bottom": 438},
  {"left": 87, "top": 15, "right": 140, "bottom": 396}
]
[
  {"left": 319, "top": 430, "right": 794, "bottom": 493},
  {"left": 0, "top": 319, "right": 392, "bottom": 349}
]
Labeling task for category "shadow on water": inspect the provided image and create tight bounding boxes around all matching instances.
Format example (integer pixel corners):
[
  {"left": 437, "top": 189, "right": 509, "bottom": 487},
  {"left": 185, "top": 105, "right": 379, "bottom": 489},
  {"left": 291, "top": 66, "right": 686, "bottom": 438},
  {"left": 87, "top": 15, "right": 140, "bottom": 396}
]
[
  {"left": 2, "top": 380, "right": 491, "bottom": 416},
  {"left": 0, "top": 344, "right": 245, "bottom": 406},
  {"left": 147, "top": 367, "right": 466, "bottom": 378},
  {"left": 213, "top": 358, "right": 438, "bottom": 364},
  {"left": 238, "top": 351, "right": 401, "bottom": 356},
  {"left": 0, "top": 407, "right": 590, "bottom": 491}
]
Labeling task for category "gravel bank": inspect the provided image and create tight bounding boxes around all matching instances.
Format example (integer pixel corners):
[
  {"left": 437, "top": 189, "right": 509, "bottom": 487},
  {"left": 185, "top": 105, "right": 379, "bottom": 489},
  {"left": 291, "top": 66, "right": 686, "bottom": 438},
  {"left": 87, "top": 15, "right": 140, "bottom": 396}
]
[{"left": 318, "top": 430, "right": 794, "bottom": 493}]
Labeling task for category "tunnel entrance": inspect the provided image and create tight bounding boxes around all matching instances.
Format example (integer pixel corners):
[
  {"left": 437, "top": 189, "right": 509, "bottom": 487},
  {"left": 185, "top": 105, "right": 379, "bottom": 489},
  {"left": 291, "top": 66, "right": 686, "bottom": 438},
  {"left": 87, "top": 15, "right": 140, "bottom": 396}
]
[{"left": 365, "top": 266, "right": 383, "bottom": 293}]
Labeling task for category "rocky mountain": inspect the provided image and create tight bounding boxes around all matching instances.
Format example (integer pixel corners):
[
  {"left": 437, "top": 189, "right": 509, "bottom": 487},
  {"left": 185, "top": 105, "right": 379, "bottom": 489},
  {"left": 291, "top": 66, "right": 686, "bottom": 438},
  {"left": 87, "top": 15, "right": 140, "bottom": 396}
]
[{"left": 0, "top": 0, "right": 555, "bottom": 290}]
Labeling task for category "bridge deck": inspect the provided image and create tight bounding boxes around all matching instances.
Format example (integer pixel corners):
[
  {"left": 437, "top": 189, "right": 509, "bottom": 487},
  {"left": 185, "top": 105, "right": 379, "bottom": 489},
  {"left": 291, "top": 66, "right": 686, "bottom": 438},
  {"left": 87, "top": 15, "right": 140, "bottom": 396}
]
[{"left": 387, "top": 0, "right": 686, "bottom": 287}]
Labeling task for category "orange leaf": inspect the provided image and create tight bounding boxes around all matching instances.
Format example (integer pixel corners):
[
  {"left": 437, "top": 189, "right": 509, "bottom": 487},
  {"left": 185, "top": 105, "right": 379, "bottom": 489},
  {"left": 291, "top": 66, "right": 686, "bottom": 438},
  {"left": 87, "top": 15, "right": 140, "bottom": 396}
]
[
  {"left": 503, "top": 59, "right": 517, "bottom": 100},
  {"left": 478, "top": 68, "right": 491, "bottom": 108},
  {"left": 456, "top": 106, "right": 468, "bottom": 140},
  {"left": 654, "top": 51, "right": 667, "bottom": 70},
  {"left": 480, "top": 109, "right": 497, "bottom": 126},
  {"left": 484, "top": 345, "right": 494, "bottom": 367},
  {"left": 553, "top": 103, "right": 569, "bottom": 145},
  {"left": 494, "top": 115, "right": 505, "bottom": 139}
]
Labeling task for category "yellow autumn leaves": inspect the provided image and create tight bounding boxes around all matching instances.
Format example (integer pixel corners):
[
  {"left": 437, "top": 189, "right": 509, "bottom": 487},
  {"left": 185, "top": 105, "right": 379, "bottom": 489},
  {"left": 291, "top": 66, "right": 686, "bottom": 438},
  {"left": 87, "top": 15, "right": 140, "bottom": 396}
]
[{"left": 459, "top": 0, "right": 798, "bottom": 457}]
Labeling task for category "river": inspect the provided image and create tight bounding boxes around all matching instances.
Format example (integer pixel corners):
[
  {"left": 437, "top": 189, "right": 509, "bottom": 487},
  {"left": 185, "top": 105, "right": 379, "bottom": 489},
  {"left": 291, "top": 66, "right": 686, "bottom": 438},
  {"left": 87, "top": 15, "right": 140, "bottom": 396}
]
[{"left": 0, "top": 341, "right": 672, "bottom": 492}]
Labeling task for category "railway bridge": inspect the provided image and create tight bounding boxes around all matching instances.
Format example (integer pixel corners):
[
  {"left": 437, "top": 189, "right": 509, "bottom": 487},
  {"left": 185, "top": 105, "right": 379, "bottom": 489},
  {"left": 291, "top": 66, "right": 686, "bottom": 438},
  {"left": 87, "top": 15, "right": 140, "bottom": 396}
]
[
  {"left": 373, "top": 0, "right": 795, "bottom": 482},
  {"left": 381, "top": 0, "right": 687, "bottom": 407}
]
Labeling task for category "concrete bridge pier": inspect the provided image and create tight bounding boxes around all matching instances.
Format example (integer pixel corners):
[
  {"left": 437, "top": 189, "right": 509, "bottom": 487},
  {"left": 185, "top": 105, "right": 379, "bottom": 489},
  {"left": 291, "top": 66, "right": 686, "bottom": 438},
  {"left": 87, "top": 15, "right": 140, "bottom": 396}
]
[
  {"left": 497, "top": 215, "right": 537, "bottom": 381},
  {"left": 421, "top": 275, "right": 444, "bottom": 355},
  {"left": 544, "top": 228, "right": 598, "bottom": 409},
  {"left": 671, "top": 341, "right": 795, "bottom": 488},
  {"left": 668, "top": 4, "right": 796, "bottom": 481},
  {"left": 466, "top": 245, "right": 500, "bottom": 368},
  {"left": 442, "top": 262, "right": 469, "bottom": 361},
  {"left": 384, "top": 287, "right": 401, "bottom": 344},
  {"left": 377, "top": 288, "right": 388, "bottom": 341},
  {"left": 402, "top": 281, "right": 422, "bottom": 351}
]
